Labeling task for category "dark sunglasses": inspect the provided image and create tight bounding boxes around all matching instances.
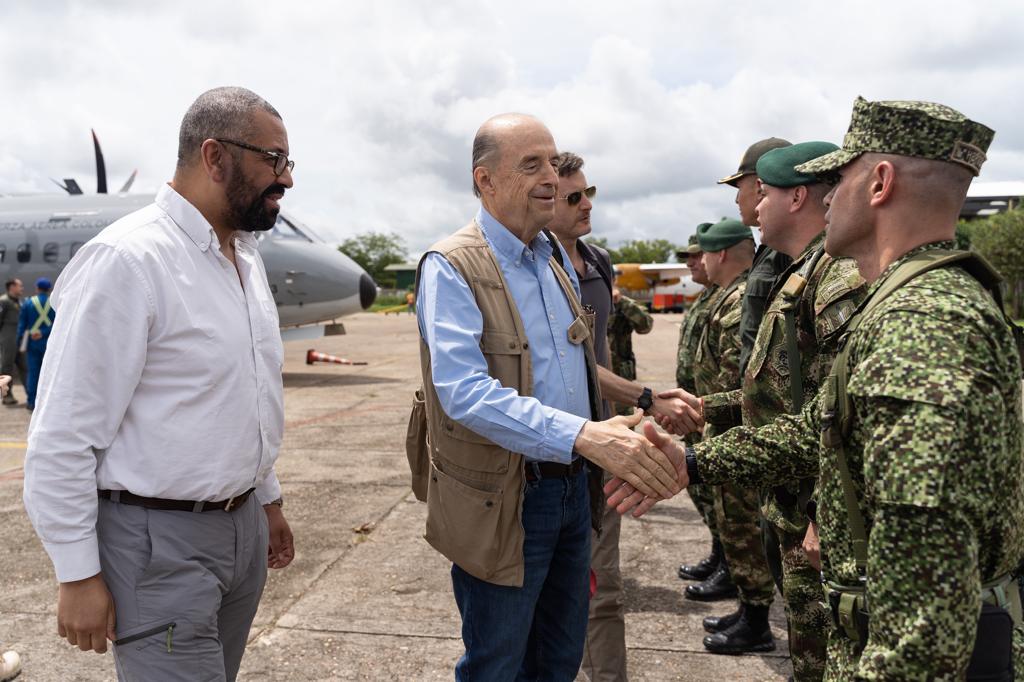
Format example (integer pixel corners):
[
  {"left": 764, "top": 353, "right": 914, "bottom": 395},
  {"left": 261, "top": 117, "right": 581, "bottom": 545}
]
[
  {"left": 559, "top": 185, "right": 597, "bottom": 206},
  {"left": 215, "top": 138, "right": 295, "bottom": 177}
]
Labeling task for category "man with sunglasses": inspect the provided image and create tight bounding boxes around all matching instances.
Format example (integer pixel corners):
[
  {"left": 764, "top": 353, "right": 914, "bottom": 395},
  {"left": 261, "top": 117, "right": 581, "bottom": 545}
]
[{"left": 24, "top": 87, "right": 295, "bottom": 681}]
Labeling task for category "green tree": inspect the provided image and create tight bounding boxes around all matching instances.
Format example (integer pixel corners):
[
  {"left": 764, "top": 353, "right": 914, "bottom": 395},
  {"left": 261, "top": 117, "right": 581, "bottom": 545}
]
[
  {"left": 966, "top": 208, "right": 1024, "bottom": 319},
  {"left": 339, "top": 232, "right": 408, "bottom": 288},
  {"left": 612, "top": 238, "right": 679, "bottom": 264}
]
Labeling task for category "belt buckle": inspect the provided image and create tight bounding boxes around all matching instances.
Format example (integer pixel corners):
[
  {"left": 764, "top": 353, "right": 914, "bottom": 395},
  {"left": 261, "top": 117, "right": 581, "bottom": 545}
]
[{"left": 223, "top": 494, "right": 239, "bottom": 512}]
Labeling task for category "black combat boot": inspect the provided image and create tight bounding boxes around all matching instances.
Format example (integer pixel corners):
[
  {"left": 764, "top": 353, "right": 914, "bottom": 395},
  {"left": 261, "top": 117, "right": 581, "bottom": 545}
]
[
  {"left": 702, "top": 603, "right": 775, "bottom": 654},
  {"left": 703, "top": 604, "right": 743, "bottom": 633},
  {"left": 678, "top": 537, "right": 722, "bottom": 581},
  {"left": 684, "top": 563, "right": 738, "bottom": 601}
]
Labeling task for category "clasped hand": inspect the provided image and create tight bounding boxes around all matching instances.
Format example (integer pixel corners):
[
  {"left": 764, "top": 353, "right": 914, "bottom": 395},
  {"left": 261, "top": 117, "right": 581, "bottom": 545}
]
[{"left": 601, "top": 420, "right": 690, "bottom": 518}]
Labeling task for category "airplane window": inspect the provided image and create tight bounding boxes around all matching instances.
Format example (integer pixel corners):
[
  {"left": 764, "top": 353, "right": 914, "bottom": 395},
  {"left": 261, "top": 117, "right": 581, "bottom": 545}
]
[
  {"left": 16, "top": 243, "right": 30, "bottom": 263},
  {"left": 43, "top": 242, "right": 59, "bottom": 264},
  {"left": 70, "top": 242, "right": 85, "bottom": 258}
]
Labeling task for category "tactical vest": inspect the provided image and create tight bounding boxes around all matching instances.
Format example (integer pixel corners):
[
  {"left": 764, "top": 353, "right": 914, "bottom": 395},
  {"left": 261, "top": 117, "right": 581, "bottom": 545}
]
[
  {"left": 820, "top": 249, "right": 1022, "bottom": 678},
  {"left": 406, "top": 221, "right": 604, "bottom": 587}
]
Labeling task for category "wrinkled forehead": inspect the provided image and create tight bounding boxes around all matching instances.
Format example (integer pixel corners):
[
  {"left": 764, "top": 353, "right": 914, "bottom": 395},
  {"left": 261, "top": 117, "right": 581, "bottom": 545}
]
[{"left": 499, "top": 122, "right": 555, "bottom": 165}]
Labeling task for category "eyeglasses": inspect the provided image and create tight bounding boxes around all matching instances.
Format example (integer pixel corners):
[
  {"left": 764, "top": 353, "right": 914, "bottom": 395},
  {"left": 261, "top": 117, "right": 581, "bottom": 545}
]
[
  {"left": 215, "top": 138, "right": 295, "bottom": 177},
  {"left": 559, "top": 185, "right": 597, "bottom": 206}
]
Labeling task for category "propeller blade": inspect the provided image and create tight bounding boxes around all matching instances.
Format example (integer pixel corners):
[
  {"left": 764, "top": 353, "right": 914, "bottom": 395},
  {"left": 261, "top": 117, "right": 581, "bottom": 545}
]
[
  {"left": 91, "top": 128, "right": 107, "bottom": 194},
  {"left": 118, "top": 169, "right": 137, "bottom": 193},
  {"left": 51, "top": 178, "right": 83, "bottom": 195}
]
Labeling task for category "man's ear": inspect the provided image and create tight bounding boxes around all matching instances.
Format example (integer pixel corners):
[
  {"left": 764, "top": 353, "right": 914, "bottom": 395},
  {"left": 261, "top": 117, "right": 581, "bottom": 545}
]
[
  {"left": 474, "top": 166, "right": 495, "bottom": 197},
  {"left": 200, "top": 139, "right": 229, "bottom": 183},
  {"left": 869, "top": 160, "right": 896, "bottom": 207},
  {"left": 791, "top": 185, "right": 808, "bottom": 213}
]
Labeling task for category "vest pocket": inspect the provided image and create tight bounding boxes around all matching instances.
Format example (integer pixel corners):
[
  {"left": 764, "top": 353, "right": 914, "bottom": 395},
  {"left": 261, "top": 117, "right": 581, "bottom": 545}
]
[
  {"left": 425, "top": 460, "right": 503, "bottom": 579},
  {"left": 480, "top": 330, "right": 525, "bottom": 392},
  {"left": 405, "top": 388, "right": 429, "bottom": 502}
]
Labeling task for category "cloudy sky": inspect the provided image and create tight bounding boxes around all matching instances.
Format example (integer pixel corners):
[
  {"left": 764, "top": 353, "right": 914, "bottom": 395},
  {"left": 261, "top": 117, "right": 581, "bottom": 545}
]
[{"left": 3, "top": 0, "right": 1023, "bottom": 256}]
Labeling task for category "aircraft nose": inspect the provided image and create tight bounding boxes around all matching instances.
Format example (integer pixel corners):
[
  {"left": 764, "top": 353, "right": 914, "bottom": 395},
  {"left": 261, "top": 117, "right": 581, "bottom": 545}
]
[{"left": 360, "top": 273, "right": 377, "bottom": 309}]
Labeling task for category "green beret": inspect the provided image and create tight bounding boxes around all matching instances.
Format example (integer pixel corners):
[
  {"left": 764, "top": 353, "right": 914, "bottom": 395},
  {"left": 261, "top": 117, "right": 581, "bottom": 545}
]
[
  {"left": 718, "top": 137, "right": 791, "bottom": 186},
  {"left": 756, "top": 141, "right": 840, "bottom": 187},
  {"left": 796, "top": 96, "right": 994, "bottom": 177},
  {"left": 697, "top": 219, "right": 753, "bottom": 253}
]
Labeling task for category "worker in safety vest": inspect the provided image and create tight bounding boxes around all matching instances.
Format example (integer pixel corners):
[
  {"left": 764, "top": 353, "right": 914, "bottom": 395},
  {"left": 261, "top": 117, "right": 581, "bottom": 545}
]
[{"left": 17, "top": 277, "right": 54, "bottom": 411}]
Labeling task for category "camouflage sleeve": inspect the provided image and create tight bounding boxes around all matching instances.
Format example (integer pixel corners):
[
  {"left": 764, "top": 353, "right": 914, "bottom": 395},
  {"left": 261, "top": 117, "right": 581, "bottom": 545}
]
[
  {"left": 849, "top": 308, "right": 995, "bottom": 677},
  {"left": 857, "top": 449, "right": 981, "bottom": 678},
  {"left": 625, "top": 298, "right": 654, "bottom": 334},
  {"left": 701, "top": 389, "right": 742, "bottom": 425},
  {"left": 694, "top": 397, "right": 820, "bottom": 488},
  {"left": 709, "top": 299, "right": 743, "bottom": 396}
]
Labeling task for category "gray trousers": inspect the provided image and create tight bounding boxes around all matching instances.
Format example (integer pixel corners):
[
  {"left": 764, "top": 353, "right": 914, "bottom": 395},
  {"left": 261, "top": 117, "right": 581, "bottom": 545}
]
[{"left": 97, "top": 495, "right": 268, "bottom": 681}]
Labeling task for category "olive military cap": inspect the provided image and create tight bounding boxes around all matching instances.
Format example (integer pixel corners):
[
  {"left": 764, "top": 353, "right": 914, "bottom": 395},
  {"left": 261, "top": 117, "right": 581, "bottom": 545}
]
[
  {"left": 756, "top": 141, "right": 840, "bottom": 188},
  {"left": 718, "top": 137, "right": 792, "bottom": 186},
  {"left": 796, "top": 96, "right": 995, "bottom": 177},
  {"left": 677, "top": 225, "right": 713, "bottom": 259},
  {"left": 697, "top": 219, "right": 753, "bottom": 253}
]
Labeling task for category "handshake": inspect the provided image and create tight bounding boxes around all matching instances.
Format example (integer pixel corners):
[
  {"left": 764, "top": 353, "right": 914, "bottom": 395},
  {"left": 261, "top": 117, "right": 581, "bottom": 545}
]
[{"left": 573, "top": 388, "right": 702, "bottom": 517}]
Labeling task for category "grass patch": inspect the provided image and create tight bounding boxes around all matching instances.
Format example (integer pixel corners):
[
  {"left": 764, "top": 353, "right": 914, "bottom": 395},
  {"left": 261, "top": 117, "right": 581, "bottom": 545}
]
[{"left": 369, "top": 294, "right": 410, "bottom": 312}]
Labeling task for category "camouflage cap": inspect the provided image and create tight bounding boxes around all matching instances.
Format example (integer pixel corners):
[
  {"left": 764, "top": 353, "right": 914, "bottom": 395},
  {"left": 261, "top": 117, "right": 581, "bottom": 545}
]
[
  {"left": 697, "top": 218, "right": 752, "bottom": 253},
  {"left": 677, "top": 225, "right": 713, "bottom": 258},
  {"left": 718, "top": 137, "right": 792, "bottom": 187},
  {"left": 756, "top": 141, "right": 840, "bottom": 188},
  {"left": 795, "top": 96, "right": 995, "bottom": 177}
]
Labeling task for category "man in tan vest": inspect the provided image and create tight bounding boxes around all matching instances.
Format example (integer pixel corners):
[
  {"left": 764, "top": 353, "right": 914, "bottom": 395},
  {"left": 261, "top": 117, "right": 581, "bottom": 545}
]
[{"left": 412, "top": 113, "right": 697, "bottom": 680}]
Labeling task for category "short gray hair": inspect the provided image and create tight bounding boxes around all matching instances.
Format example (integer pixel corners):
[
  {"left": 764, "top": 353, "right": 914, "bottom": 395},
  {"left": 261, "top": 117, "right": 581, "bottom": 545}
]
[
  {"left": 176, "top": 87, "right": 281, "bottom": 168},
  {"left": 471, "top": 128, "right": 500, "bottom": 197},
  {"left": 555, "top": 151, "right": 584, "bottom": 177}
]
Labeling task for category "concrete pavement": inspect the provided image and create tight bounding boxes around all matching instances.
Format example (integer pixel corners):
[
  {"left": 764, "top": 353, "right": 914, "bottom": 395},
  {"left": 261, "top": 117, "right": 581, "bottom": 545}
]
[{"left": 0, "top": 311, "right": 792, "bottom": 681}]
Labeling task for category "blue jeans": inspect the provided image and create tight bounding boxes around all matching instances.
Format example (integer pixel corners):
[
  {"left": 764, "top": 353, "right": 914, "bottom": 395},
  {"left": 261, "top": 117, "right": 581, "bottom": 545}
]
[{"left": 451, "top": 466, "right": 592, "bottom": 682}]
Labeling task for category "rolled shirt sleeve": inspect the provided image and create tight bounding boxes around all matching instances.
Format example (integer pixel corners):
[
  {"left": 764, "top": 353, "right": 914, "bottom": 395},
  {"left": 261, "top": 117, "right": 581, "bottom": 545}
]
[{"left": 416, "top": 252, "right": 587, "bottom": 464}]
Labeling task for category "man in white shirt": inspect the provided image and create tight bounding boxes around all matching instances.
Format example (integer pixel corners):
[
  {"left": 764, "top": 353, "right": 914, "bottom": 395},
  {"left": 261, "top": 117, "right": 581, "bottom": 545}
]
[{"left": 23, "top": 86, "right": 295, "bottom": 681}]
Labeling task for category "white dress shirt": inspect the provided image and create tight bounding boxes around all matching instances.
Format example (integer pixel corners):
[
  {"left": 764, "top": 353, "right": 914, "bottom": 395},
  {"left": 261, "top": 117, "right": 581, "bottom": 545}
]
[{"left": 23, "top": 183, "right": 284, "bottom": 583}]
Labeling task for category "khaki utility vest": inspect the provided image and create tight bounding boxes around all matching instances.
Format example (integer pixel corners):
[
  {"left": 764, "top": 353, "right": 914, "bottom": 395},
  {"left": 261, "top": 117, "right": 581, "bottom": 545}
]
[{"left": 407, "top": 221, "right": 604, "bottom": 587}]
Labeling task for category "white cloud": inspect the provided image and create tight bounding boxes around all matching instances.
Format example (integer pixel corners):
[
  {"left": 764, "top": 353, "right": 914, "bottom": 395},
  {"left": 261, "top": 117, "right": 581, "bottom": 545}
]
[{"left": 2, "top": 0, "right": 1023, "bottom": 256}]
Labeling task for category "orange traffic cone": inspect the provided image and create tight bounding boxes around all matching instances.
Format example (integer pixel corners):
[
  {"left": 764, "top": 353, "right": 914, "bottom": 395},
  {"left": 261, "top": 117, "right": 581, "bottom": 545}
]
[{"left": 306, "top": 349, "right": 368, "bottom": 366}]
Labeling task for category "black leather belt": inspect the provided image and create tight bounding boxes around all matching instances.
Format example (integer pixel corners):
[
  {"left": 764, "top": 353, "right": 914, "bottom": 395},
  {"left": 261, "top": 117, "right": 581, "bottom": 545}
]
[
  {"left": 98, "top": 488, "right": 256, "bottom": 513},
  {"left": 524, "top": 458, "right": 584, "bottom": 482}
]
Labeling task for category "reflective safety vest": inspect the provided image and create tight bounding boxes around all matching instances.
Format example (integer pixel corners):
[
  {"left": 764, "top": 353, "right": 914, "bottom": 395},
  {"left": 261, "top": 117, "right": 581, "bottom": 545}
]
[{"left": 28, "top": 295, "right": 53, "bottom": 335}]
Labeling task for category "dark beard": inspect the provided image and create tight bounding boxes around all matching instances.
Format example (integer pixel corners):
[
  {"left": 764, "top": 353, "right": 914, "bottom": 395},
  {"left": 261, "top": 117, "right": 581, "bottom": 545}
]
[{"left": 226, "top": 170, "right": 285, "bottom": 232}]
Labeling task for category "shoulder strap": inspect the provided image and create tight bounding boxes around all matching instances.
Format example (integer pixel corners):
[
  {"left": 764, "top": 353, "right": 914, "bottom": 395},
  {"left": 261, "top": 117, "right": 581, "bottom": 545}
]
[
  {"left": 823, "top": 249, "right": 1004, "bottom": 574},
  {"left": 779, "top": 246, "right": 828, "bottom": 412}
]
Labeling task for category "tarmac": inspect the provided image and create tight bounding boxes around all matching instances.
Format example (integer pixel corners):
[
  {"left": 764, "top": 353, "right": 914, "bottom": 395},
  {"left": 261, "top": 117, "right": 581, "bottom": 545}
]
[{"left": 0, "top": 311, "right": 793, "bottom": 681}]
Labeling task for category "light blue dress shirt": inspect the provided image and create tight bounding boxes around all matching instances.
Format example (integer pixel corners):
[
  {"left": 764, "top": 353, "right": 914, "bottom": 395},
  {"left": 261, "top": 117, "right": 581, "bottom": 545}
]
[{"left": 417, "top": 207, "right": 591, "bottom": 464}]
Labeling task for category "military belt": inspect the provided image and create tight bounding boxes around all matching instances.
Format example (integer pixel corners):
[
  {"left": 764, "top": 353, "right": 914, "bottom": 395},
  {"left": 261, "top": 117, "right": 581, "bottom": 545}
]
[{"left": 825, "top": 572, "right": 1020, "bottom": 648}]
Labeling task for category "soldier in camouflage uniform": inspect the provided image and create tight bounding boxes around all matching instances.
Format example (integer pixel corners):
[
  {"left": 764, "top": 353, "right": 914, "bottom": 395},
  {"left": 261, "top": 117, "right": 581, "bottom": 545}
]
[
  {"left": 674, "top": 231, "right": 728, "bottom": 583},
  {"left": 688, "top": 219, "right": 777, "bottom": 653},
  {"left": 620, "top": 98, "right": 1023, "bottom": 680},
  {"left": 607, "top": 288, "right": 653, "bottom": 413},
  {"left": 703, "top": 141, "right": 867, "bottom": 680}
]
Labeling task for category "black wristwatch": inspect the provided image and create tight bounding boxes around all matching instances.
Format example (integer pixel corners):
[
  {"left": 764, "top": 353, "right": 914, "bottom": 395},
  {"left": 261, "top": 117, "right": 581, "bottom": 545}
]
[{"left": 636, "top": 387, "right": 653, "bottom": 412}]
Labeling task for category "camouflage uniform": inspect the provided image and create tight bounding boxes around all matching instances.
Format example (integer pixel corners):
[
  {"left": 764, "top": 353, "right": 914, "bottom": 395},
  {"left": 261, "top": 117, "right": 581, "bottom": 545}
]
[
  {"left": 694, "top": 271, "right": 775, "bottom": 610},
  {"left": 607, "top": 293, "right": 653, "bottom": 415},
  {"left": 695, "top": 240, "right": 1024, "bottom": 679},
  {"left": 705, "top": 232, "right": 866, "bottom": 680},
  {"left": 676, "top": 285, "right": 723, "bottom": 531}
]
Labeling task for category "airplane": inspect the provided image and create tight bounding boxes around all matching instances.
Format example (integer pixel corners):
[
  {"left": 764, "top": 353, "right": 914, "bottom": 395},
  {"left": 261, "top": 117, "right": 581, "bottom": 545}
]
[
  {"left": 0, "top": 132, "right": 377, "bottom": 342},
  {"left": 613, "top": 262, "right": 703, "bottom": 312}
]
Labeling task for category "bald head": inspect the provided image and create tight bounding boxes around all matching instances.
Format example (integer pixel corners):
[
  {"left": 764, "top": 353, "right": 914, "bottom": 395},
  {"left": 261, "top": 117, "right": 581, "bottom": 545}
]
[
  {"left": 470, "top": 113, "right": 559, "bottom": 241},
  {"left": 471, "top": 113, "right": 549, "bottom": 197}
]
